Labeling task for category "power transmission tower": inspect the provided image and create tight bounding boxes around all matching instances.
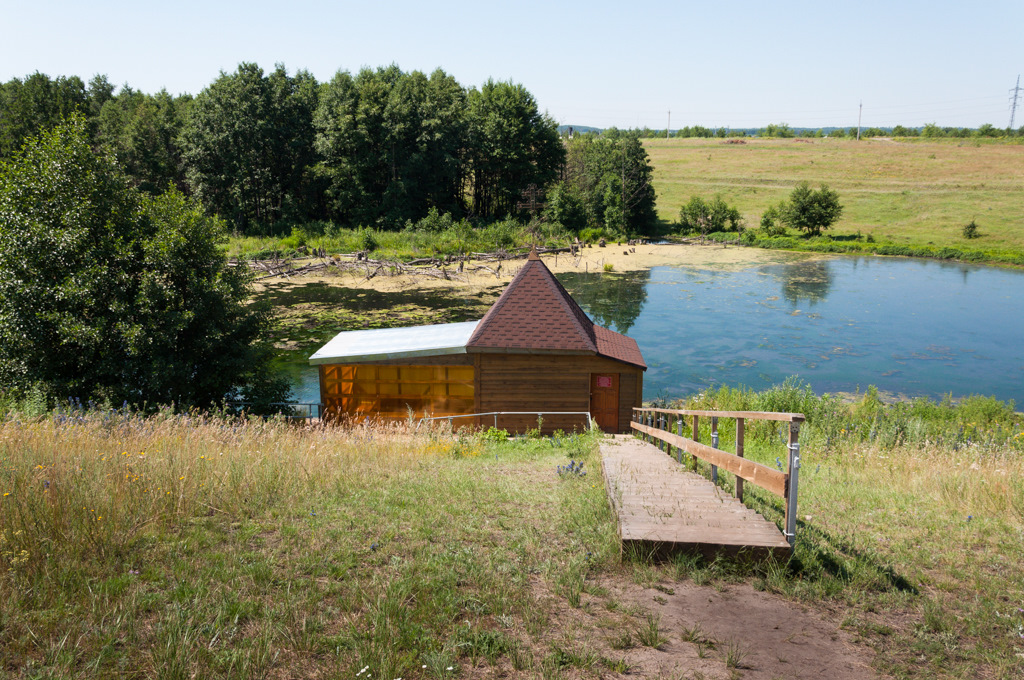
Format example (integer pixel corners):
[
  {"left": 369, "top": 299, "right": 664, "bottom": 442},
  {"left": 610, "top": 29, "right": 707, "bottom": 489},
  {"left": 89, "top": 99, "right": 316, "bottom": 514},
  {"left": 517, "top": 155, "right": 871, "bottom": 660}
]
[{"left": 1010, "top": 75, "right": 1022, "bottom": 130}]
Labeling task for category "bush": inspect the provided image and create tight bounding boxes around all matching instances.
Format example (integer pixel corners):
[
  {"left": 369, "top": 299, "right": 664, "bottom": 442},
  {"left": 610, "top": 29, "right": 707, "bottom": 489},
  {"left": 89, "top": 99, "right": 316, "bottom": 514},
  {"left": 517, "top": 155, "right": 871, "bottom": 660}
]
[
  {"left": 279, "top": 226, "right": 308, "bottom": 250},
  {"left": 579, "top": 226, "right": 619, "bottom": 244},
  {"left": 678, "top": 195, "right": 742, "bottom": 234},
  {"left": 759, "top": 205, "right": 787, "bottom": 237},
  {"left": 358, "top": 227, "right": 378, "bottom": 252},
  {"left": 481, "top": 217, "right": 522, "bottom": 250},
  {"left": 407, "top": 207, "right": 457, "bottom": 234},
  {"left": 962, "top": 220, "right": 980, "bottom": 239}
]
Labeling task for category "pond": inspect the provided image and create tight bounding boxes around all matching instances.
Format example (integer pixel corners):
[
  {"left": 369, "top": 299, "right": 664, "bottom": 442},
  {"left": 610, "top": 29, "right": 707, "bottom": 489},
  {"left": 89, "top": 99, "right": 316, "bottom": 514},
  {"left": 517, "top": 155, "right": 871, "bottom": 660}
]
[
  {"left": 282, "top": 253, "right": 1024, "bottom": 407},
  {"left": 560, "top": 253, "right": 1024, "bottom": 405}
]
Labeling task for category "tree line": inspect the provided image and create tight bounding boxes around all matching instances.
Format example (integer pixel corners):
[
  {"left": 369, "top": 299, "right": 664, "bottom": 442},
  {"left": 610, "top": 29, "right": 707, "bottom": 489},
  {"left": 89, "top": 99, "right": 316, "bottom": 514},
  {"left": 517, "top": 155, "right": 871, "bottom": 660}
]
[
  {"left": 626, "top": 122, "right": 1024, "bottom": 139},
  {"left": 0, "top": 64, "right": 585, "bottom": 235}
]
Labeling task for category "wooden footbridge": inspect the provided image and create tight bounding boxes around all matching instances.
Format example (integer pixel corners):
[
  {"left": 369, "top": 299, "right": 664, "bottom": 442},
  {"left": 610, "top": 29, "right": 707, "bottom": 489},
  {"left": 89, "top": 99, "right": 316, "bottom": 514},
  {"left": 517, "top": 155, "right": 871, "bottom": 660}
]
[{"left": 601, "top": 408, "right": 804, "bottom": 559}]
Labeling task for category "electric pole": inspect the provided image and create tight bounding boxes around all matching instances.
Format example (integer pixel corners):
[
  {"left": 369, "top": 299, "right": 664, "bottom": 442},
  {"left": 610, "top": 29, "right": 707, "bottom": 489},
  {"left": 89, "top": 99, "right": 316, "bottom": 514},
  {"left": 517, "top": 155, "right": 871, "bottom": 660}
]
[
  {"left": 667, "top": 109, "right": 671, "bottom": 139},
  {"left": 1010, "top": 75, "right": 1022, "bottom": 130},
  {"left": 857, "top": 101, "right": 863, "bottom": 140}
]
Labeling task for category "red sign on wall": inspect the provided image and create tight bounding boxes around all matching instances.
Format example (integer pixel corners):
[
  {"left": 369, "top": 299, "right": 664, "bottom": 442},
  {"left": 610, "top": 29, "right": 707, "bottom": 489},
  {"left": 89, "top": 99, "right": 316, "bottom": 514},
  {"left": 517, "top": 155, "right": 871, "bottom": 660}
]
[{"left": 596, "top": 376, "right": 613, "bottom": 388}]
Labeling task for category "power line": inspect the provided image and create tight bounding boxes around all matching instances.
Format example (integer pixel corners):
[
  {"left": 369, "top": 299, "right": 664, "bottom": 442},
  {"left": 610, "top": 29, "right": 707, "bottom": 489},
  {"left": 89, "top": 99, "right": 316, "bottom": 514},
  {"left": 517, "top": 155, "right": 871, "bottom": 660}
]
[{"left": 1010, "top": 75, "right": 1022, "bottom": 129}]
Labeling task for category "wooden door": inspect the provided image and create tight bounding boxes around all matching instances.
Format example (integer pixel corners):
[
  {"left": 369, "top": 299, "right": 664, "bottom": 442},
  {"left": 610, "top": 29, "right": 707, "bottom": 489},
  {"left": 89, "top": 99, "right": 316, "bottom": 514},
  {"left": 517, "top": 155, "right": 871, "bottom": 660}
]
[{"left": 590, "top": 373, "right": 619, "bottom": 432}]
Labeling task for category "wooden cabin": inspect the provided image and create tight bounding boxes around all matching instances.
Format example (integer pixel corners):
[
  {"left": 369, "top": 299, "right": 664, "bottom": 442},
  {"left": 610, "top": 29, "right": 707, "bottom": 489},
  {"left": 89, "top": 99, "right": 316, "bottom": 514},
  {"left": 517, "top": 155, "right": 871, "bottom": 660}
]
[{"left": 309, "top": 249, "right": 646, "bottom": 433}]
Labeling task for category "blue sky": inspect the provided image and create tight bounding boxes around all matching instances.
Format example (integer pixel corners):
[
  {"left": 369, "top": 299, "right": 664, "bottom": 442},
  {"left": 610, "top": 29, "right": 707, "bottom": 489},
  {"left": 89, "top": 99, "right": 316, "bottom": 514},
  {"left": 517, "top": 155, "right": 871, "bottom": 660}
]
[{"left": 3, "top": 0, "right": 1021, "bottom": 129}]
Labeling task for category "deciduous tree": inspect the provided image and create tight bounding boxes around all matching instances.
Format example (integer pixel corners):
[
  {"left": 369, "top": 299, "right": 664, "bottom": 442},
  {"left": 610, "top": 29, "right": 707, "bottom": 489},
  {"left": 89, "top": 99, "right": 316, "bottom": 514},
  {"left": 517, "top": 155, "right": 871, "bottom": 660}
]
[
  {"left": 778, "top": 182, "right": 843, "bottom": 236},
  {"left": 181, "top": 63, "right": 319, "bottom": 232},
  {"left": 467, "top": 80, "right": 563, "bottom": 219},
  {"left": 0, "top": 119, "right": 287, "bottom": 408}
]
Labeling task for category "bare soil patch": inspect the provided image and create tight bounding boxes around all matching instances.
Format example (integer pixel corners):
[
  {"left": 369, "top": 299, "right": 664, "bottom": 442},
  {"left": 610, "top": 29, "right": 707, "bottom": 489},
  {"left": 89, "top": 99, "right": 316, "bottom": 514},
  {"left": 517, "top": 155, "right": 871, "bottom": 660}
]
[{"left": 534, "top": 576, "right": 881, "bottom": 679}]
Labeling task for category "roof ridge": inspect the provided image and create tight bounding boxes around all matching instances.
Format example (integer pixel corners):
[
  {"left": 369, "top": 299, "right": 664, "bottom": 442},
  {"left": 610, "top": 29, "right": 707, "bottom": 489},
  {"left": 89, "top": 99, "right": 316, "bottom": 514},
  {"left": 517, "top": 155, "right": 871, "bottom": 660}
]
[
  {"left": 467, "top": 257, "right": 597, "bottom": 353},
  {"left": 543, "top": 262, "right": 598, "bottom": 348}
]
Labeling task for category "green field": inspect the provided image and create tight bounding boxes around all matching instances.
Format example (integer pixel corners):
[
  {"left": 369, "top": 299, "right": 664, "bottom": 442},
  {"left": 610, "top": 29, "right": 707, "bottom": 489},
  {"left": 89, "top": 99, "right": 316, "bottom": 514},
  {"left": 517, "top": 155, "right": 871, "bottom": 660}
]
[{"left": 647, "top": 137, "right": 1024, "bottom": 252}]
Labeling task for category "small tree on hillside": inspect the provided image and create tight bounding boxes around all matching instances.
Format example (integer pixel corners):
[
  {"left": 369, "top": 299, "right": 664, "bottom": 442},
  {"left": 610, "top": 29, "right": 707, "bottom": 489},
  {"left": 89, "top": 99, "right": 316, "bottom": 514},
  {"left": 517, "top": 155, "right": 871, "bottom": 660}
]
[{"left": 778, "top": 182, "right": 843, "bottom": 236}]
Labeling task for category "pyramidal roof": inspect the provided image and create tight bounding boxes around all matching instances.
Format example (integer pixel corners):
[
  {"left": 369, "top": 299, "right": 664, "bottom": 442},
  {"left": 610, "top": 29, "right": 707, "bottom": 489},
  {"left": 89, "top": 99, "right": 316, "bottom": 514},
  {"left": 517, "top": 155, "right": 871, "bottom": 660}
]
[{"left": 466, "top": 248, "right": 646, "bottom": 368}]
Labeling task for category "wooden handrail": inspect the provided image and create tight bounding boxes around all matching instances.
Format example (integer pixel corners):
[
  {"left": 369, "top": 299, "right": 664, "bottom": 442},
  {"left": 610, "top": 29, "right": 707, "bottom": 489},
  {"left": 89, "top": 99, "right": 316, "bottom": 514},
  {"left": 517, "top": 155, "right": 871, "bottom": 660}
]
[
  {"left": 631, "top": 406, "right": 804, "bottom": 548},
  {"left": 633, "top": 407, "right": 804, "bottom": 423},
  {"left": 631, "top": 420, "right": 787, "bottom": 497}
]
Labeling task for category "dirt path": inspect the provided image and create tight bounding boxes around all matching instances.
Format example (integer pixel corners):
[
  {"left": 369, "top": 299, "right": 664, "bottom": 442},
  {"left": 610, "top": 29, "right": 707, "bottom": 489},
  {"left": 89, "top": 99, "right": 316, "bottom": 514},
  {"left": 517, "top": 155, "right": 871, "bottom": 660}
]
[
  {"left": 611, "top": 580, "right": 877, "bottom": 679},
  {"left": 548, "top": 433, "right": 881, "bottom": 679}
]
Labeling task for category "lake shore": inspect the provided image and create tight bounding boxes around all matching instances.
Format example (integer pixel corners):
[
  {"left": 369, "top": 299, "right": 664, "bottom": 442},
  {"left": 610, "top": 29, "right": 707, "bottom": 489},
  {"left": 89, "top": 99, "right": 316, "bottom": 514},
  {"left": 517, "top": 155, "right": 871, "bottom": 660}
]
[{"left": 252, "top": 242, "right": 820, "bottom": 298}]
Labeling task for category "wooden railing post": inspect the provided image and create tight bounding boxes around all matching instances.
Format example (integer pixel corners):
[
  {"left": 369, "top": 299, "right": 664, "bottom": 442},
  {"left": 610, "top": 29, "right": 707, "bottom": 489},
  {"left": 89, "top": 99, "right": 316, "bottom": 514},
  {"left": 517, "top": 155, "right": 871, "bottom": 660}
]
[
  {"left": 710, "top": 416, "right": 719, "bottom": 484},
  {"left": 784, "top": 421, "right": 801, "bottom": 548},
  {"left": 735, "top": 418, "right": 745, "bottom": 501}
]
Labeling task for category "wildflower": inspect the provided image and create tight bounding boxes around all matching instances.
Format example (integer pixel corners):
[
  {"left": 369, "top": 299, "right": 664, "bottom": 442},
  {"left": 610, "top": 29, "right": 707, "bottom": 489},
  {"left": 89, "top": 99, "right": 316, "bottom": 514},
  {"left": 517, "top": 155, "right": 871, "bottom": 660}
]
[{"left": 179, "top": 476, "right": 184, "bottom": 480}]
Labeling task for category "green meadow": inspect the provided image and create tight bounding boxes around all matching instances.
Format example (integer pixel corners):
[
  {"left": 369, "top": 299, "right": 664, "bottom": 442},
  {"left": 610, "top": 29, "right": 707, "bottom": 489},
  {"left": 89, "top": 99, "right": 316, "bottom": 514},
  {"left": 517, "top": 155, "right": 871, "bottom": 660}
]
[{"left": 647, "top": 137, "right": 1024, "bottom": 257}]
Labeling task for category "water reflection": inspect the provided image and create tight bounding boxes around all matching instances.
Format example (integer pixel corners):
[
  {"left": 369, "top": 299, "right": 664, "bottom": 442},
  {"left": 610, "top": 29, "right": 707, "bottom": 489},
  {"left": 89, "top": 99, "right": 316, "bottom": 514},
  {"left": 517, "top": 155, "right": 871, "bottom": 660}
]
[
  {"left": 558, "top": 269, "right": 651, "bottom": 334},
  {"left": 765, "top": 260, "right": 835, "bottom": 307},
  {"left": 560, "top": 255, "right": 1024, "bottom": 405}
]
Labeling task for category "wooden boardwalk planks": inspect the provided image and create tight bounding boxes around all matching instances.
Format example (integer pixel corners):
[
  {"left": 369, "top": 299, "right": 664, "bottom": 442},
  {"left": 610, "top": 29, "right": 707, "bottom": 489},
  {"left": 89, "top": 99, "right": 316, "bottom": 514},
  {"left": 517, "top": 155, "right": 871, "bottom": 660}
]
[{"left": 601, "top": 434, "right": 792, "bottom": 559}]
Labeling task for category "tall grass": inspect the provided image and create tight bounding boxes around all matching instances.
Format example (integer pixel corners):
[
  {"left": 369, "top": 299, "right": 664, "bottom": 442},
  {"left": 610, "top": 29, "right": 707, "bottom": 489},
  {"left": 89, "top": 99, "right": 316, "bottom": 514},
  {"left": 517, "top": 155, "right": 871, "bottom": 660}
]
[
  {"left": 0, "top": 411, "right": 615, "bottom": 678},
  {"left": 660, "top": 379, "right": 1024, "bottom": 678}
]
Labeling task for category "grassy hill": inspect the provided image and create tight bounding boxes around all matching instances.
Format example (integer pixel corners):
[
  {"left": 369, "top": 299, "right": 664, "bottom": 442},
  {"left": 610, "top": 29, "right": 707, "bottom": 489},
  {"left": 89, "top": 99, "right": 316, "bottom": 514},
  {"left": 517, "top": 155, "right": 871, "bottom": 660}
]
[{"left": 646, "top": 137, "right": 1024, "bottom": 253}]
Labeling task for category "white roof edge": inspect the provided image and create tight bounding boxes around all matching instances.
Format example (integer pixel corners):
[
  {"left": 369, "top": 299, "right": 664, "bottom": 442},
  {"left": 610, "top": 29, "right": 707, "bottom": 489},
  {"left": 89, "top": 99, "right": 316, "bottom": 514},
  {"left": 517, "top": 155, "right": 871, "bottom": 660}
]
[
  {"left": 308, "top": 320, "right": 479, "bottom": 366},
  {"left": 309, "top": 345, "right": 469, "bottom": 365}
]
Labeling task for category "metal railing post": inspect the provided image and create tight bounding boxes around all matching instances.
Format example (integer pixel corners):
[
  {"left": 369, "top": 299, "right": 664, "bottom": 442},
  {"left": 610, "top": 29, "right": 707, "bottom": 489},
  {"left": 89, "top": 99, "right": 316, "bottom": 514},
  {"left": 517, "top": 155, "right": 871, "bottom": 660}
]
[
  {"left": 735, "top": 418, "right": 745, "bottom": 502},
  {"left": 659, "top": 413, "right": 667, "bottom": 452},
  {"left": 676, "top": 415, "right": 683, "bottom": 464},
  {"left": 711, "top": 416, "right": 719, "bottom": 484},
  {"left": 784, "top": 421, "right": 801, "bottom": 548},
  {"left": 691, "top": 415, "right": 699, "bottom": 471}
]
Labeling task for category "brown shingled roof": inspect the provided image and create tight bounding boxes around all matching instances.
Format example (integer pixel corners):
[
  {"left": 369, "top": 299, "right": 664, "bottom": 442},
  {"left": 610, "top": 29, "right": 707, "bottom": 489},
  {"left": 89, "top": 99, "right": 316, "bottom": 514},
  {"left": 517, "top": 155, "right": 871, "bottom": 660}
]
[{"left": 466, "top": 249, "right": 646, "bottom": 369}]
